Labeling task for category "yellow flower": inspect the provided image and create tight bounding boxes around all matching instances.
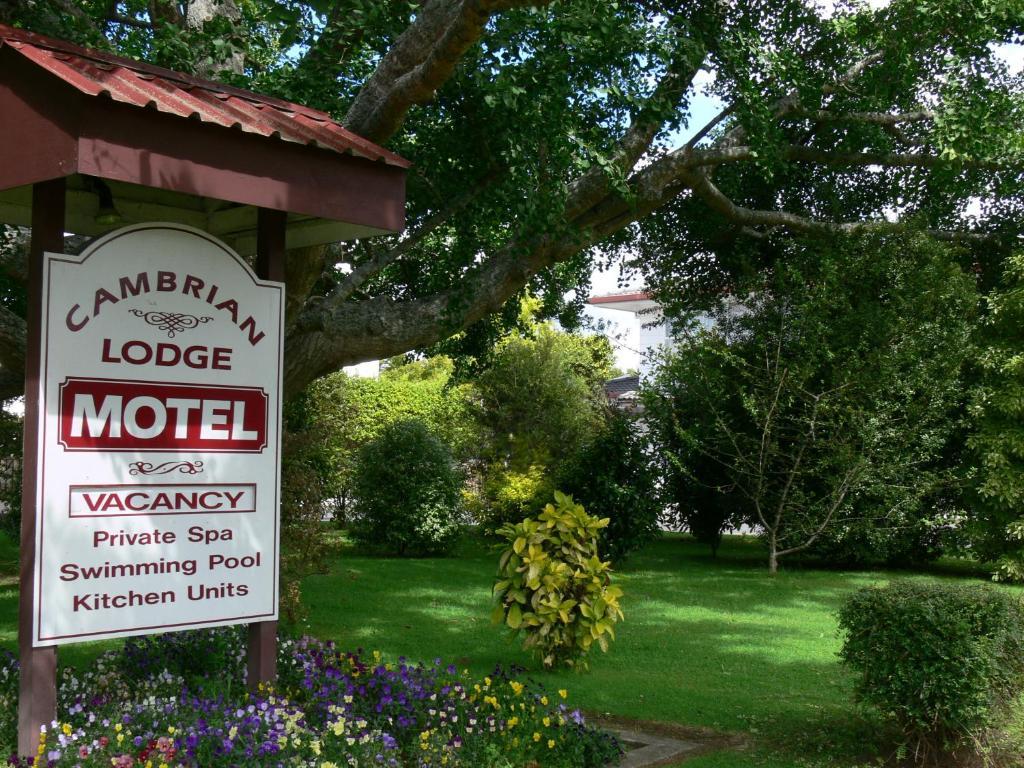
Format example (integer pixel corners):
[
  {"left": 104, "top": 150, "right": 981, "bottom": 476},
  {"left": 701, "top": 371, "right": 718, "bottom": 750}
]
[
  {"left": 558, "top": 689, "right": 568, "bottom": 699},
  {"left": 548, "top": 739, "right": 556, "bottom": 749},
  {"left": 533, "top": 732, "right": 541, "bottom": 742},
  {"left": 510, "top": 681, "right": 524, "bottom": 696},
  {"left": 543, "top": 717, "right": 550, "bottom": 727},
  {"left": 540, "top": 695, "right": 548, "bottom": 705}
]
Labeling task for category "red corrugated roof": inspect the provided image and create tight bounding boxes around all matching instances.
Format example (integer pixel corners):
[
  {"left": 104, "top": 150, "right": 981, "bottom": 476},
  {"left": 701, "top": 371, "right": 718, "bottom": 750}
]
[
  {"left": 588, "top": 291, "right": 653, "bottom": 305},
  {"left": 0, "top": 23, "right": 410, "bottom": 169}
]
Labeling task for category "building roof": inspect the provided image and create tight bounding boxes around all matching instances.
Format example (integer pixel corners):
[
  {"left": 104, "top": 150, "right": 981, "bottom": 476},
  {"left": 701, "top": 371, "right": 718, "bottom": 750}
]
[
  {"left": 603, "top": 374, "right": 640, "bottom": 399},
  {"left": 588, "top": 291, "right": 661, "bottom": 316},
  {"left": 588, "top": 291, "right": 652, "bottom": 305},
  {"left": 0, "top": 23, "right": 408, "bottom": 252}
]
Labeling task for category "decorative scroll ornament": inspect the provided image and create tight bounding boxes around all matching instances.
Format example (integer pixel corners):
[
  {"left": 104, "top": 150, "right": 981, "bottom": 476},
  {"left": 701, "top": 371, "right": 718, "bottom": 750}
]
[
  {"left": 130, "top": 309, "right": 213, "bottom": 338},
  {"left": 129, "top": 460, "right": 205, "bottom": 476}
]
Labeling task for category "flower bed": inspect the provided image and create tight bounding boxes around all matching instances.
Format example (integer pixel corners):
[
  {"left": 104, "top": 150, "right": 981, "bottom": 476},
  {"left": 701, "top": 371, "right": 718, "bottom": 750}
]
[{"left": 1, "top": 629, "right": 621, "bottom": 767}]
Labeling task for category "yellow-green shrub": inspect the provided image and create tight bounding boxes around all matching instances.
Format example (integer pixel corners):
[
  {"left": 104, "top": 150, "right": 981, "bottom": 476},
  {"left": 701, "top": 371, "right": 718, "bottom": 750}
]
[{"left": 492, "top": 492, "right": 623, "bottom": 669}]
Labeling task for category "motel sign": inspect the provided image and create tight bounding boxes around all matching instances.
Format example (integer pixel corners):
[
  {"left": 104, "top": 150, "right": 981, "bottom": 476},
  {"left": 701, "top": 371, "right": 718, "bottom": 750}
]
[{"left": 34, "top": 224, "right": 282, "bottom": 644}]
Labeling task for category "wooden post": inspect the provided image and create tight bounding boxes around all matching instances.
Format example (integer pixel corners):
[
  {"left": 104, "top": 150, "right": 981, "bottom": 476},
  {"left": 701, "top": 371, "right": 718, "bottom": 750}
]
[
  {"left": 18, "top": 177, "right": 65, "bottom": 758},
  {"left": 248, "top": 207, "right": 286, "bottom": 693}
]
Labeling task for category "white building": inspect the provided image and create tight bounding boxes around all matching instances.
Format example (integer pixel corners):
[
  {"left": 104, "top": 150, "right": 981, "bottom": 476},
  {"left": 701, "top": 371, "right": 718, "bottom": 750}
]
[{"left": 587, "top": 291, "right": 672, "bottom": 381}]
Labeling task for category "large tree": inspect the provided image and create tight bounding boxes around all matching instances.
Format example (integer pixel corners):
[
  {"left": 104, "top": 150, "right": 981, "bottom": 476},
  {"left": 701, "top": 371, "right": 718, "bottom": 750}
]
[{"left": 0, "top": 0, "right": 1021, "bottom": 399}]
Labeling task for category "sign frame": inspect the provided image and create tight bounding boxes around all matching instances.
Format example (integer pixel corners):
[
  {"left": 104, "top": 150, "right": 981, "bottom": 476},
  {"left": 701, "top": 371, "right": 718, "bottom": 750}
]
[{"left": 30, "top": 221, "right": 284, "bottom": 647}]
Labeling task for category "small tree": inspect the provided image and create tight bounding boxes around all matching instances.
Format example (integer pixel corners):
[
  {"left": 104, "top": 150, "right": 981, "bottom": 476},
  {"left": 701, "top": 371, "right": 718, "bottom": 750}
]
[
  {"left": 471, "top": 325, "right": 613, "bottom": 527},
  {"left": 969, "top": 252, "right": 1024, "bottom": 581},
  {"left": 645, "top": 232, "right": 976, "bottom": 573},
  {"left": 350, "top": 419, "right": 463, "bottom": 556}
]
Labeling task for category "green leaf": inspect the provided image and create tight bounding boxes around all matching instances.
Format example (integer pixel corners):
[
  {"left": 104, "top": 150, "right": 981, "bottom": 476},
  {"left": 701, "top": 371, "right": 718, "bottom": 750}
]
[{"left": 506, "top": 603, "right": 523, "bottom": 629}]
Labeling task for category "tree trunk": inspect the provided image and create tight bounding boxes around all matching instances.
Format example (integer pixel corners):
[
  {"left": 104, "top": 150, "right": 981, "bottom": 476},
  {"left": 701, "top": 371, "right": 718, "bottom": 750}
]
[{"left": 768, "top": 536, "right": 779, "bottom": 575}]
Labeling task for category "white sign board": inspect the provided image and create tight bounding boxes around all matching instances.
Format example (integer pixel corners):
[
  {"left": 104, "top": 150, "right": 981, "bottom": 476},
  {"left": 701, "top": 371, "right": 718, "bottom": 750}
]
[{"left": 33, "top": 223, "right": 283, "bottom": 645}]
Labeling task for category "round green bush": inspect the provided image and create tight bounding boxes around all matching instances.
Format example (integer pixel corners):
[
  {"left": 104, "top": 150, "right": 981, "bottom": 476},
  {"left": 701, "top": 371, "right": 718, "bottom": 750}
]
[
  {"left": 838, "top": 581, "right": 1024, "bottom": 766},
  {"left": 350, "top": 419, "right": 463, "bottom": 555}
]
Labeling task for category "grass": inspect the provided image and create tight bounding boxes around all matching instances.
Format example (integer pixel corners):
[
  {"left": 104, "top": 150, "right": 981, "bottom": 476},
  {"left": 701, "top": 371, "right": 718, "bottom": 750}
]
[
  {"left": 1, "top": 530, "right": 1019, "bottom": 767},
  {"left": 296, "top": 533, "right": 1016, "bottom": 767}
]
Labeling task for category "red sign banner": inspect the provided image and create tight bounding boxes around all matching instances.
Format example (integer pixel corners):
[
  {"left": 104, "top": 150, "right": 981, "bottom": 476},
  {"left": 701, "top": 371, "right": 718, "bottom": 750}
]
[{"left": 58, "top": 378, "right": 268, "bottom": 452}]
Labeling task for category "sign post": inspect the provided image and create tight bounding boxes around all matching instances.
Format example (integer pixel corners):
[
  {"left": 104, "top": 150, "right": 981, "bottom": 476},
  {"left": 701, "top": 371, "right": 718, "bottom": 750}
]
[
  {"left": 18, "top": 178, "right": 64, "bottom": 759},
  {"left": 20, "top": 221, "right": 283, "bottom": 749}
]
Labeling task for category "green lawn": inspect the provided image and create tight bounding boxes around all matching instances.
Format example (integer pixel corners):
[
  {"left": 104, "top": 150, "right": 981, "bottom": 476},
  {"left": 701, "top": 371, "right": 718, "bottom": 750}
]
[
  {"left": 296, "top": 534, "right": 1013, "bottom": 767},
  {"left": 0, "top": 531, "right": 1016, "bottom": 767}
]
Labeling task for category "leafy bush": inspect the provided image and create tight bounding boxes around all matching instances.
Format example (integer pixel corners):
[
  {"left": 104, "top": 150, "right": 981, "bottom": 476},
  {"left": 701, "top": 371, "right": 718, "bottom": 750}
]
[
  {"left": 307, "top": 357, "right": 477, "bottom": 523},
  {"left": 279, "top": 423, "right": 334, "bottom": 621},
  {"left": 470, "top": 326, "right": 612, "bottom": 527},
  {"left": 0, "top": 408, "right": 22, "bottom": 539},
  {"left": 559, "top": 410, "right": 660, "bottom": 562},
  {"left": 476, "top": 461, "right": 552, "bottom": 531},
  {"left": 969, "top": 252, "right": 1024, "bottom": 582},
  {"left": 838, "top": 581, "right": 1024, "bottom": 766},
  {"left": 493, "top": 492, "right": 623, "bottom": 669},
  {"left": 2, "top": 631, "right": 621, "bottom": 768},
  {"left": 350, "top": 419, "right": 463, "bottom": 555}
]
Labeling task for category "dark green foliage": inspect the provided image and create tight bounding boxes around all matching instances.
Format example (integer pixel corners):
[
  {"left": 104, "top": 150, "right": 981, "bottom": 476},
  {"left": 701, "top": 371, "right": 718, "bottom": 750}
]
[
  {"left": 471, "top": 325, "right": 613, "bottom": 529},
  {"left": 0, "top": 408, "right": 21, "bottom": 540},
  {"left": 969, "top": 253, "right": 1024, "bottom": 582},
  {"left": 838, "top": 582, "right": 1024, "bottom": 766},
  {"left": 278, "top": 423, "right": 333, "bottom": 622},
  {"left": 657, "top": 432, "right": 744, "bottom": 558},
  {"left": 351, "top": 419, "right": 463, "bottom": 556},
  {"left": 559, "top": 410, "right": 660, "bottom": 562},
  {"left": 118, "top": 626, "right": 246, "bottom": 695},
  {"left": 307, "top": 358, "right": 476, "bottom": 523},
  {"left": 644, "top": 232, "right": 977, "bottom": 572}
]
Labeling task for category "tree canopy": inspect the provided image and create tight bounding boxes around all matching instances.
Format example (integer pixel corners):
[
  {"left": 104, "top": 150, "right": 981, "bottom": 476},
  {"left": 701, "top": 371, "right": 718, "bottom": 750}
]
[{"left": 0, "top": 0, "right": 1022, "bottom": 396}]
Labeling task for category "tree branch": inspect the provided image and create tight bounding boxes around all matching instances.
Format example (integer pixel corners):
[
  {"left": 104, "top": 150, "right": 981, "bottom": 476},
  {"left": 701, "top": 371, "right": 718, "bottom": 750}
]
[
  {"left": 677, "top": 165, "right": 1005, "bottom": 245},
  {"left": 564, "top": 46, "right": 707, "bottom": 221},
  {"left": 789, "top": 109, "right": 935, "bottom": 126},
  {"left": 785, "top": 145, "right": 1009, "bottom": 171},
  {"left": 344, "top": 0, "right": 556, "bottom": 143}
]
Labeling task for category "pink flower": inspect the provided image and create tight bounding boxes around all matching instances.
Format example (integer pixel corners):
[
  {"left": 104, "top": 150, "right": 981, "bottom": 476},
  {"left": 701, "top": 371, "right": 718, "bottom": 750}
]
[{"left": 78, "top": 745, "right": 89, "bottom": 758}]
